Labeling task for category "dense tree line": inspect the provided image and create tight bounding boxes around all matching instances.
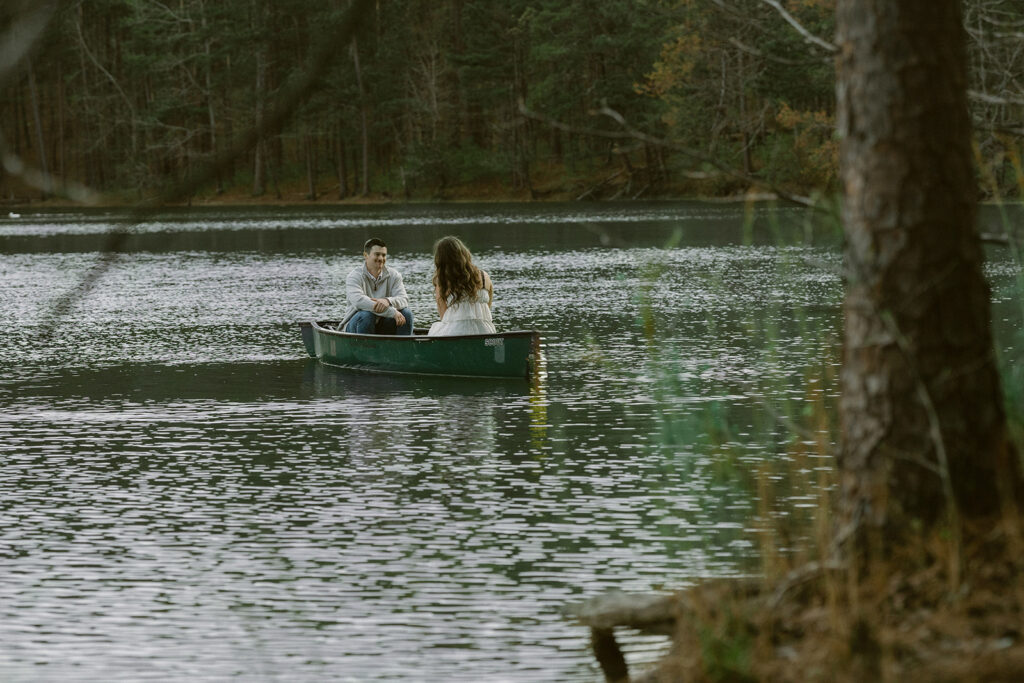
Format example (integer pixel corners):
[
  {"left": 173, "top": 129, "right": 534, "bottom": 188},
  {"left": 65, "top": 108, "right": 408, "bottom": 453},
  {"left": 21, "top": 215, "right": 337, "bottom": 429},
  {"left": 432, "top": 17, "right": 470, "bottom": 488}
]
[{"left": 2, "top": 0, "right": 1023, "bottom": 203}]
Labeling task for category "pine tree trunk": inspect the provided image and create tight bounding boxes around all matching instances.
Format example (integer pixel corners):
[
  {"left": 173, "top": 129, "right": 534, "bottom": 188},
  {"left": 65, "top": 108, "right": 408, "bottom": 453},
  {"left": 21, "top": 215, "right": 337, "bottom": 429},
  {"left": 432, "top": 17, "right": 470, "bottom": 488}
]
[
  {"left": 836, "top": 0, "right": 1021, "bottom": 541},
  {"left": 352, "top": 35, "right": 370, "bottom": 196}
]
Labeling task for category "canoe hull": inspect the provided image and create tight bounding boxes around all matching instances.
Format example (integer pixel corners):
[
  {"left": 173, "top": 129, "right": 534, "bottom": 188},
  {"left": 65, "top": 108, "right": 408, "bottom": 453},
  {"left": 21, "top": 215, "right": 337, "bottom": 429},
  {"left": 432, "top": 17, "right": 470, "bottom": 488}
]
[{"left": 301, "top": 321, "right": 541, "bottom": 379}]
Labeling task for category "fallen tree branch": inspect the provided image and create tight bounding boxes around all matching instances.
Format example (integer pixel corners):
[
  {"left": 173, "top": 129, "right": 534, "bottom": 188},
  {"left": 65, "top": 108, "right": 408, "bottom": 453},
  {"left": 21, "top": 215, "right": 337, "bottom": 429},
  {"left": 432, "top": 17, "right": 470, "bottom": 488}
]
[{"left": 576, "top": 168, "right": 624, "bottom": 201}]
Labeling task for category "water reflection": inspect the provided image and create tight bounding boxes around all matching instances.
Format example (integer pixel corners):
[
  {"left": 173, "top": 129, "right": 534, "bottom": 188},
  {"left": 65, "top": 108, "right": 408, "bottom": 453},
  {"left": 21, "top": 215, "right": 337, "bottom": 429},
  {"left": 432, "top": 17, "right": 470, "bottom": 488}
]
[{"left": 0, "top": 200, "right": 836, "bottom": 254}]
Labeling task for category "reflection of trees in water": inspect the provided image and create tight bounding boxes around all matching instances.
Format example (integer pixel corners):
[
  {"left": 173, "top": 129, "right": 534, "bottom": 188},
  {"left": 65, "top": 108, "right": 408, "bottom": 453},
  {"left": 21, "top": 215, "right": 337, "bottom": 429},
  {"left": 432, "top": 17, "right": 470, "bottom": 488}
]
[
  {"left": 436, "top": 393, "right": 497, "bottom": 453},
  {"left": 341, "top": 393, "right": 496, "bottom": 458},
  {"left": 308, "top": 362, "right": 534, "bottom": 458}
]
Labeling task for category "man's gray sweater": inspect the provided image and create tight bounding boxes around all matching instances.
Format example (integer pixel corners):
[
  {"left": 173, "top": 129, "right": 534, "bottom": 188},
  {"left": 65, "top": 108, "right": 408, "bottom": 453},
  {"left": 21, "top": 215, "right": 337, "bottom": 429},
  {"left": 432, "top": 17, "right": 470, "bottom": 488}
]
[{"left": 340, "top": 265, "right": 411, "bottom": 329}]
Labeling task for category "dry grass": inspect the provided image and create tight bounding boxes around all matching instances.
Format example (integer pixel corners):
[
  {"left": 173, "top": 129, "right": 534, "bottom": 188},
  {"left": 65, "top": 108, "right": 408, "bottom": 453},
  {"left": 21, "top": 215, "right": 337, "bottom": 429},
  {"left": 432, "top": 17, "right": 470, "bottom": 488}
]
[{"left": 639, "top": 512, "right": 1024, "bottom": 682}]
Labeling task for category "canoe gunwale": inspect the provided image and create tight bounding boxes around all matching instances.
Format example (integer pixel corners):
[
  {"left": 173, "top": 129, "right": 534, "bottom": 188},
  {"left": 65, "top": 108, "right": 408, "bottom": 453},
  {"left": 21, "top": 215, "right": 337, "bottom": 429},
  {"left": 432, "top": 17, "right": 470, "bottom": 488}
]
[{"left": 309, "top": 320, "right": 540, "bottom": 343}]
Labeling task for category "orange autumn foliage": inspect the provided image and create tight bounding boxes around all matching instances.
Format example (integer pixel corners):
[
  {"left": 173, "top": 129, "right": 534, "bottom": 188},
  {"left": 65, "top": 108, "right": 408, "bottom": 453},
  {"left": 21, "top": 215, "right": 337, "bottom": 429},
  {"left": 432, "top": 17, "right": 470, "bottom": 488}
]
[{"left": 775, "top": 103, "right": 838, "bottom": 188}]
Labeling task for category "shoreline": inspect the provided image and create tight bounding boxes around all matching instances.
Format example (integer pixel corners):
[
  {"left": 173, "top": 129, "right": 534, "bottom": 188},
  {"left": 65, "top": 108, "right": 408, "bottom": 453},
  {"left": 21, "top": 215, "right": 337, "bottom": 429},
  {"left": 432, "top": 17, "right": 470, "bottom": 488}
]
[
  {"left": 4, "top": 176, "right": 1017, "bottom": 212},
  {"left": 1, "top": 190, "right": 807, "bottom": 210},
  {"left": 1, "top": 168, "right": 816, "bottom": 209}
]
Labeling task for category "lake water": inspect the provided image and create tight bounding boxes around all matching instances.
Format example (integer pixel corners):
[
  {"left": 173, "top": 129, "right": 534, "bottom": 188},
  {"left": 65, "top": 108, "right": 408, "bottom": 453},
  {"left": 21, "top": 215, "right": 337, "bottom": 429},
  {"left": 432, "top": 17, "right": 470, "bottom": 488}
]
[{"left": 1, "top": 202, "right": 1020, "bottom": 681}]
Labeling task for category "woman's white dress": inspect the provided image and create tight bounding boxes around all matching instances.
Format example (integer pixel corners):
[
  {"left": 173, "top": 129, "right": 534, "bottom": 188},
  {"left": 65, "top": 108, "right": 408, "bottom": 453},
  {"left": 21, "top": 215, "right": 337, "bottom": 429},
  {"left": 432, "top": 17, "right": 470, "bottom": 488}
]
[{"left": 428, "top": 288, "right": 496, "bottom": 336}]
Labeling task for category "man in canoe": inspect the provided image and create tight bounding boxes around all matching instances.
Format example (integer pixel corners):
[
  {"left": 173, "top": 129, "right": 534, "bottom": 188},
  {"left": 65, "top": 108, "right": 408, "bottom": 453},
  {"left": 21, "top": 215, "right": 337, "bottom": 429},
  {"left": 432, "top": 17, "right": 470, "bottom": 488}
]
[{"left": 339, "top": 238, "right": 414, "bottom": 335}]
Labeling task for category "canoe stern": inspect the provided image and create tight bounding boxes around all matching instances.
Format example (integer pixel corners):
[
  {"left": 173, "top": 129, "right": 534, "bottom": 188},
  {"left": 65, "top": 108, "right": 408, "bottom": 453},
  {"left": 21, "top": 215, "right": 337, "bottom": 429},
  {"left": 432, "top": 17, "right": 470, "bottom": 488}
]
[{"left": 299, "top": 321, "right": 317, "bottom": 358}]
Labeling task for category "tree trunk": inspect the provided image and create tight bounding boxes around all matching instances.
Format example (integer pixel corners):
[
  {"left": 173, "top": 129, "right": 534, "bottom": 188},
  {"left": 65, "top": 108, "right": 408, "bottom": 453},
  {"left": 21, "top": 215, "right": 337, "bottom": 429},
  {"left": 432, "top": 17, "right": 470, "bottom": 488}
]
[
  {"left": 836, "top": 0, "right": 1021, "bottom": 543},
  {"left": 351, "top": 141, "right": 360, "bottom": 194},
  {"left": 57, "top": 59, "right": 66, "bottom": 181},
  {"left": 199, "top": 0, "right": 223, "bottom": 194},
  {"left": 270, "top": 133, "right": 282, "bottom": 199},
  {"left": 305, "top": 132, "right": 317, "bottom": 200},
  {"left": 26, "top": 57, "right": 49, "bottom": 200},
  {"left": 510, "top": 31, "right": 530, "bottom": 192},
  {"left": 251, "top": 0, "right": 267, "bottom": 197},
  {"left": 449, "top": 0, "right": 466, "bottom": 149},
  {"left": 336, "top": 129, "right": 349, "bottom": 199},
  {"left": 737, "top": 49, "right": 752, "bottom": 176},
  {"left": 352, "top": 35, "right": 370, "bottom": 196}
]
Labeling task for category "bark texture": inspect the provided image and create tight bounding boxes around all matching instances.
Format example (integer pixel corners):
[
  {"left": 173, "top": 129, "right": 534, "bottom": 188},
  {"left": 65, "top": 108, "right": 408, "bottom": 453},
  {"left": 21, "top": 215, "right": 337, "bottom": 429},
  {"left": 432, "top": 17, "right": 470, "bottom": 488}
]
[{"left": 836, "top": 0, "right": 1020, "bottom": 535}]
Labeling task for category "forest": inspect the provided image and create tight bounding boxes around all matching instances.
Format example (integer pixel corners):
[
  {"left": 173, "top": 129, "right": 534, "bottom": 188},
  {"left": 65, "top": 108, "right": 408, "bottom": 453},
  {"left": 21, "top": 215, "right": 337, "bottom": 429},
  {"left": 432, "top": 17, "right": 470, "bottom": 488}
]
[{"left": 3, "top": 0, "right": 1024, "bottom": 204}]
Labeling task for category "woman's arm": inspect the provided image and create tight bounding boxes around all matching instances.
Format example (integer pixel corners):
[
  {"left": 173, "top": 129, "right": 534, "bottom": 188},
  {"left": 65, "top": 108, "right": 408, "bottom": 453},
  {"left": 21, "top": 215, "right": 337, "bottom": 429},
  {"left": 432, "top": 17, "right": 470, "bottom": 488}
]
[{"left": 482, "top": 270, "right": 493, "bottom": 308}]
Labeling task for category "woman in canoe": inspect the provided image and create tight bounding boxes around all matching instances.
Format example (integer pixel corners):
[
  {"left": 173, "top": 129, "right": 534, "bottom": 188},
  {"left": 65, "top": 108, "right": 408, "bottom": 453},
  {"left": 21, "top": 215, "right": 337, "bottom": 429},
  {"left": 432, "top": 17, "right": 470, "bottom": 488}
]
[{"left": 428, "top": 236, "right": 497, "bottom": 337}]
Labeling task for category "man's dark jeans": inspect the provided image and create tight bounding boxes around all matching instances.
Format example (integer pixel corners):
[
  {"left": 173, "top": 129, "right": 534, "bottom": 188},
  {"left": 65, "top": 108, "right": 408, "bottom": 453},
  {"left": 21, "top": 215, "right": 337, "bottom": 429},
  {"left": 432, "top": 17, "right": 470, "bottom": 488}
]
[{"left": 344, "top": 309, "right": 414, "bottom": 335}]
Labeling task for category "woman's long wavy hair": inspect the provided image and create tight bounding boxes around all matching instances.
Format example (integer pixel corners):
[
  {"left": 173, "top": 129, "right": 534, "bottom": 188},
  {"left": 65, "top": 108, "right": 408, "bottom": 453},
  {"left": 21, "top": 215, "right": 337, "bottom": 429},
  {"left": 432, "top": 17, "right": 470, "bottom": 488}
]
[{"left": 433, "top": 236, "right": 481, "bottom": 304}]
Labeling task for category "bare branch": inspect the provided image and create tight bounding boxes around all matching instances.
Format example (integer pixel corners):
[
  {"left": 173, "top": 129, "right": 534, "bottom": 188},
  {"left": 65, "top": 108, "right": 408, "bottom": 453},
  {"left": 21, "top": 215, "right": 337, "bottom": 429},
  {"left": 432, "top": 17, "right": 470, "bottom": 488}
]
[
  {"left": 759, "top": 0, "right": 837, "bottom": 53},
  {"left": 728, "top": 38, "right": 830, "bottom": 66},
  {"left": 969, "top": 88, "right": 1024, "bottom": 106},
  {"left": 74, "top": 13, "right": 138, "bottom": 152}
]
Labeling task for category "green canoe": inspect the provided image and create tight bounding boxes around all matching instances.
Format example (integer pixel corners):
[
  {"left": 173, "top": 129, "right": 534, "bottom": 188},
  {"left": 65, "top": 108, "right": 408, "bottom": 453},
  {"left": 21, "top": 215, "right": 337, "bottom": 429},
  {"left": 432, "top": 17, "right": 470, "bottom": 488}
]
[{"left": 300, "top": 321, "right": 542, "bottom": 379}]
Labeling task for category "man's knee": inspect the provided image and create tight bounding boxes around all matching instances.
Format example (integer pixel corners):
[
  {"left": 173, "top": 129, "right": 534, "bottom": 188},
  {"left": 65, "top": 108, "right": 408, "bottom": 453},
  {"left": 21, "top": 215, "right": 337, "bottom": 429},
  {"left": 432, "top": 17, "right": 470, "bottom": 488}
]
[
  {"left": 345, "top": 311, "right": 375, "bottom": 333},
  {"left": 397, "top": 308, "right": 414, "bottom": 334}
]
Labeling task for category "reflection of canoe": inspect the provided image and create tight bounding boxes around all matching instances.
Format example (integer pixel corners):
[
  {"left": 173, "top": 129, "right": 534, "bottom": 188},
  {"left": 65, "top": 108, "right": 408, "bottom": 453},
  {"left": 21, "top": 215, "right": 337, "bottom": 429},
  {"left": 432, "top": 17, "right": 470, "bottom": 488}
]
[{"left": 300, "top": 321, "right": 542, "bottom": 379}]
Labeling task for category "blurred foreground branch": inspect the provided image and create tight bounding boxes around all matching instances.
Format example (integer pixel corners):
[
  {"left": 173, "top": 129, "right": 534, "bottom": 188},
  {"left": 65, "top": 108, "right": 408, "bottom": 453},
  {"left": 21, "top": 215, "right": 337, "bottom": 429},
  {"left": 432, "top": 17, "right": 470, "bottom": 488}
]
[{"left": 0, "top": 0, "right": 58, "bottom": 90}]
